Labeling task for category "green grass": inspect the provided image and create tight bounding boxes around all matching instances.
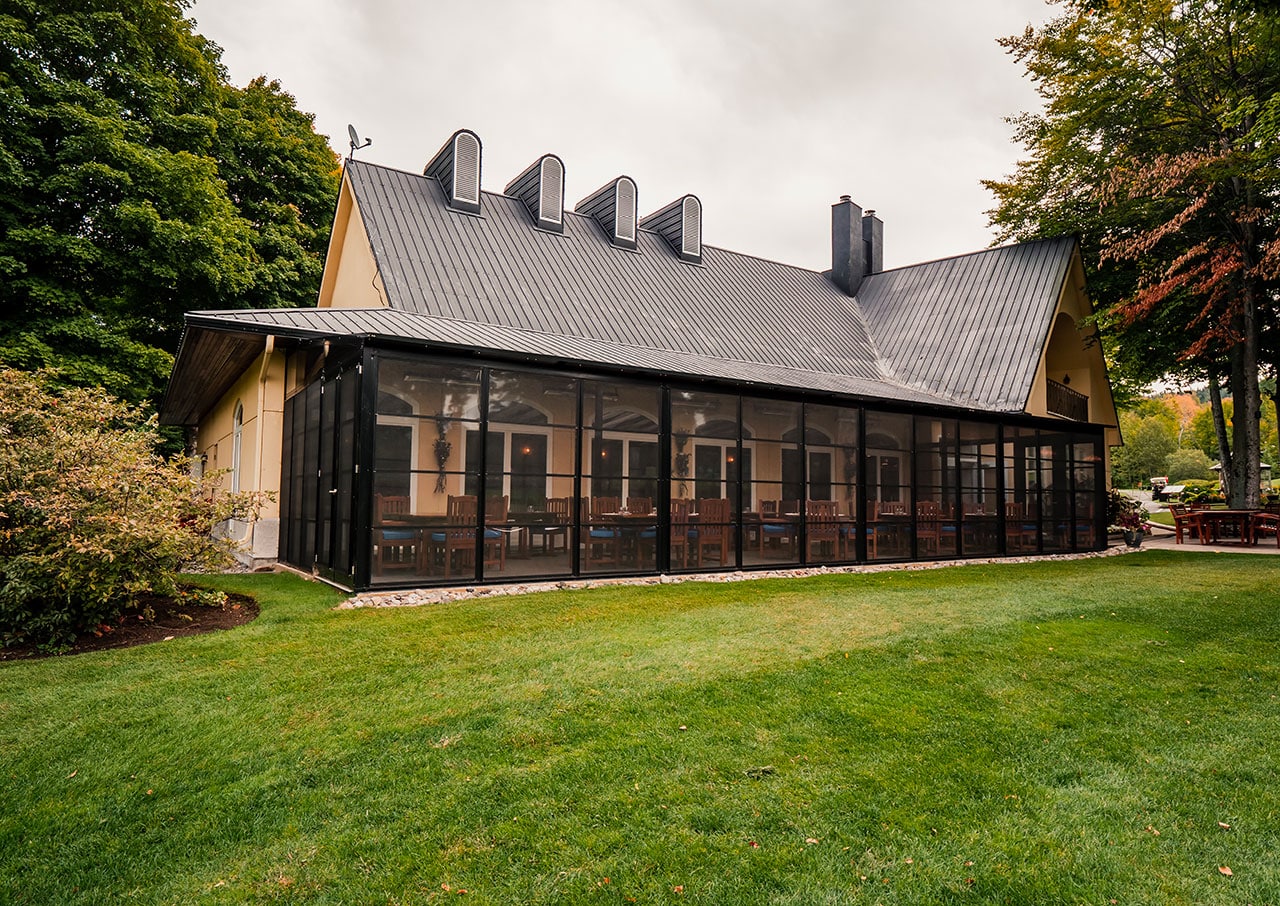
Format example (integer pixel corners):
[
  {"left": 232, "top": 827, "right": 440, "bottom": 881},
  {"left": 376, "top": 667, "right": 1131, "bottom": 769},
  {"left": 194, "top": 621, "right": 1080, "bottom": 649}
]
[{"left": 3, "top": 554, "right": 1279, "bottom": 904}]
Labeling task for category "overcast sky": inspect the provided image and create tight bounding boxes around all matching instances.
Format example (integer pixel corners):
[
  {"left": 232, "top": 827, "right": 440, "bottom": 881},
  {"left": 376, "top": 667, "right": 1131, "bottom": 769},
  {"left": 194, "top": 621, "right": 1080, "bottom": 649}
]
[{"left": 190, "top": 0, "right": 1054, "bottom": 272}]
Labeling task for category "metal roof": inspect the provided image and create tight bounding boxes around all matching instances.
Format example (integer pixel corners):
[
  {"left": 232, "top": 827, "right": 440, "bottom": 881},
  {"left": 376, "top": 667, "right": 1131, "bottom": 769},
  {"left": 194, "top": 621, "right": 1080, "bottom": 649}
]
[
  {"left": 345, "top": 160, "right": 887, "bottom": 383},
  {"left": 857, "top": 237, "right": 1075, "bottom": 411},
  {"left": 160, "top": 306, "right": 956, "bottom": 425},
  {"left": 160, "top": 160, "right": 1078, "bottom": 425}
]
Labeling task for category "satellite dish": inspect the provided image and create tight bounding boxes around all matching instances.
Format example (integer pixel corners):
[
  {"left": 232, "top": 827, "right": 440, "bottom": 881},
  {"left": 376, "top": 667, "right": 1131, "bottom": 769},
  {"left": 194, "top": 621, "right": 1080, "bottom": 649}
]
[{"left": 347, "top": 124, "right": 372, "bottom": 158}]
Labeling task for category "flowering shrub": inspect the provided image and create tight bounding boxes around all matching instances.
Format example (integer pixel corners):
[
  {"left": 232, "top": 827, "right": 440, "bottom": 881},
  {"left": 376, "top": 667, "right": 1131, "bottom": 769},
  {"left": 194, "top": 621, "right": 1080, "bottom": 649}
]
[
  {"left": 0, "top": 370, "right": 265, "bottom": 650},
  {"left": 1107, "top": 488, "right": 1150, "bottom": 533}
]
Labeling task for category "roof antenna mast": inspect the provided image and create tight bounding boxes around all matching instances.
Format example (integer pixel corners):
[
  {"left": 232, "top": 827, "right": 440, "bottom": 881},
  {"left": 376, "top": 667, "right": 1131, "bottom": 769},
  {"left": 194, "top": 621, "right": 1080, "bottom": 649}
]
[{"left": 347, "top": 124, "right": 372, "bottom": 159}]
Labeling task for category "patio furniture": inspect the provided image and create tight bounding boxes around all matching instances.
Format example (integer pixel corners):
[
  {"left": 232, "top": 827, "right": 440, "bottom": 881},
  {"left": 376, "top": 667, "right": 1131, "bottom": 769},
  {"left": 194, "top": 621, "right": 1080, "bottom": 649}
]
[
  {"left": 668, "top": 498, "right": 693, "bottom": 569},
  {"left": 484, "top": 495, "right": 509, "bottom": 572},
  {"left": 373, "top": 494, "right": 418, "bottom": 574},
  {"left": 690, "top": 497, "right": 731, "bottom": 567},
  {"left": 759, "top": 499, "right": 799, "bottom": 556},
  {"left": 424, "top": 494, "right": 478, "bottom": 578},
  {"left": 805, "top": 499, "right": 841, "bottom": 560},
  {"left": 915, "top": 500, "right": 956, "bottom": 557},
  {"left": 1167, "top": 503, "right": 1203, "bottom": 544},
  {"left": 1004, "top": 501, "right": 1038, "bottom": 552},
  {"left": 867, "top": 500, "right": 910, "bottom": 558},
  {"left": 1196, "top": 508, "right": 1260, "bottom": 546},
  {"left": 1252, "top": 511, "right": 1280, "bottom": 548},
  {"left": 583, "top": 497, "right": 622, "bottom": 566},
  {"left": 530, "top": 496, "right": 571, "bottom": 555}
]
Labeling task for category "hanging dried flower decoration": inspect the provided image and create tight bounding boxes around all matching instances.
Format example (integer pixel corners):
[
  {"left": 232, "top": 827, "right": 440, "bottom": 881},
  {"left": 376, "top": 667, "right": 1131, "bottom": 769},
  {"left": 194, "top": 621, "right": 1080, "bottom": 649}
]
[{"left": 434, "top": 417, "right": 452, "bottom": 493}]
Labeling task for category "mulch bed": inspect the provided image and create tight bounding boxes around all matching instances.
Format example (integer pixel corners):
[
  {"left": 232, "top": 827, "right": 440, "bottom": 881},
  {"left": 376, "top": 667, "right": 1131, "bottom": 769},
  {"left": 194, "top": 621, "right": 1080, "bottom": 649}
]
[{"left": 0, "top": 592, "right": 259, "bottom": 661}]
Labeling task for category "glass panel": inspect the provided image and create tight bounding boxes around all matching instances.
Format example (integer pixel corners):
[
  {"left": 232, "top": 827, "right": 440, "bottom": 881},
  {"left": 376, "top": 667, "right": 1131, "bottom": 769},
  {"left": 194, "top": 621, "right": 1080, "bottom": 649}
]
[
  {"left": 672, "top": 390, "right": 737, "bottom": 439},
  {"left": 376, "top": 357, "right": 481, "bottom": 420},
  {"left": 806, "top": 403, "right": 860, "bottom": 447},
  {"left": 865, "top": 412, "right": 911, "bottom": 510},
  {"left": 584, "top": 380, "right": 660, "bottom": 432},
  {"left": 742, "top": 396, "right": 800, "bottom": 441},
  {"left": 488, "top": 370, "right": 576, "bottom": 426}
]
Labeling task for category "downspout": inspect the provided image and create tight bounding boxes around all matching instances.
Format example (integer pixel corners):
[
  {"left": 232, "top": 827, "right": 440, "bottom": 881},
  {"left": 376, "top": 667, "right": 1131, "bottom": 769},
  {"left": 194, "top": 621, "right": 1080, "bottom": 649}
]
[{"left": 248, "top": 335, "right": 276, "bottom": 559}]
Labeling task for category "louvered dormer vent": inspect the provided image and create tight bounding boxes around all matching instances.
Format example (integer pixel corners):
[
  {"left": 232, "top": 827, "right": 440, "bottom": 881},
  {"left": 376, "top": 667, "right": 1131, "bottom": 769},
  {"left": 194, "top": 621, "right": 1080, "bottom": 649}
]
[
  {"left": 640, "top": 194, "right": 702, "bottom": 264},
  {"left": 424, "top": 129, "right": 482, "bottom": 214},
  {"left": 574, "top": 176, "right": 638, "bottom": 250},
  {"left": 505, "top": 154, "right": 565, "bottom": 233}
]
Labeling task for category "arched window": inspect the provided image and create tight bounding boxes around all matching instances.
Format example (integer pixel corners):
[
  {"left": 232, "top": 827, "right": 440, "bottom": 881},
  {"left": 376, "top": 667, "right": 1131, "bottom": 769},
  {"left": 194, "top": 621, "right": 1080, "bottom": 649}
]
[{"left": 231, "top": 402, "right": 244, "bottom": 493}]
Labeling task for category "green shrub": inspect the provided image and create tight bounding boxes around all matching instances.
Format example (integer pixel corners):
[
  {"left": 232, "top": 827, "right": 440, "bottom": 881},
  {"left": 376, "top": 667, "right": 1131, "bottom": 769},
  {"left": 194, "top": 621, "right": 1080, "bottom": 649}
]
[
  {"left": 0, "top": 369, "right": 264, "bottom": 650},
  {"left": 1177, "top": 478, "right": 1225, "bottom": 504},
  {"left": 1163, "top": 448, "right": 1215, "bottom": 483}
]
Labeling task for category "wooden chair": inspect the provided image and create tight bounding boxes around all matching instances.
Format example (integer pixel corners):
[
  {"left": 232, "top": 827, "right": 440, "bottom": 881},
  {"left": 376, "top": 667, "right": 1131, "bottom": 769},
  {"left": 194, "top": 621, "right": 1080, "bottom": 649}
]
[
  {"left": 759, "top": 499, "right": 799, "bottom": 556},
  {"left": 1251, "top": 511, "right": 1280, "bottom": 548},
  {"left": 483, "top": 495, "right": 509, "bottom": 573},
  {"left": 1004, "top": 501, "right": 1038, "bottom": 552},
  {"left": 626, "top": 496, "right": 654, "bottom": 515},
  {"left": 373, "top": 494, "right": 417, "bottom": 574},
  {"left": 424, "top": 495, "right": 478, "bottom": 579},
  {"left": 691, "top": 497, "right": 732, "bottom": 567},
  {"left": 805, "top": 499, "right": 840, "bottom": 560},
  {"left": 583, "top": 497, "right": 621, "bottom": 566},
  {"left": 867, "top": 500, "right": 909, "bottom": 558},
  {"left": 669, "top": 498, "right": 693, "bottom": 568},
  {"left": 1168, "top": 503, "right": 1203, "bottom": 544},
  {"left": 915, "top": 499, "right": 943, "bottom": 556},
  {"left": 532, "top": 496, "right": 571, "bottom": 555}
]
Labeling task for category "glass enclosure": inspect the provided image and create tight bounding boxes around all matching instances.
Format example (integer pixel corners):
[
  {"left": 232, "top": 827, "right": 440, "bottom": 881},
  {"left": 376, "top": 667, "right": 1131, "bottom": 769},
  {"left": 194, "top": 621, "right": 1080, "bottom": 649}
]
[{"left": 277, "top": 348, "right": 1107, "bottom": 590}]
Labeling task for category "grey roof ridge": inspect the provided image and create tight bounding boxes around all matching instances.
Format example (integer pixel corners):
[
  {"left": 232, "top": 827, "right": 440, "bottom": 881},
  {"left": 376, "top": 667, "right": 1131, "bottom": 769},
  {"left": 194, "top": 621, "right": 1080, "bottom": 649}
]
[{"left": 867, "top": 234, "right": 1074, "bottom": 277}]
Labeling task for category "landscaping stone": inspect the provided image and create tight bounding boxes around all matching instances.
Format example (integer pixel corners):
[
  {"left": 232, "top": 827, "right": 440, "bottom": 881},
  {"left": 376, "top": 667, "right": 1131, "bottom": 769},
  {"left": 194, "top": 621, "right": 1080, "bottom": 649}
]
[{"left": 338, "top": 546, "right": 1133, "bottom": 610}]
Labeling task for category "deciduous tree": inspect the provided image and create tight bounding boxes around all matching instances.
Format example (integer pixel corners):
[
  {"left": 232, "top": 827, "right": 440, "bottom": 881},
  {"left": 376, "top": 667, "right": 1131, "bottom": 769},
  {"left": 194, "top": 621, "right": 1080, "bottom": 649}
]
[
  {"left": 986, "top": 0, "right": 1280, "bottom": 506},
  {"left": 0, "top": 1, "right": 338, "bottom": 406}
]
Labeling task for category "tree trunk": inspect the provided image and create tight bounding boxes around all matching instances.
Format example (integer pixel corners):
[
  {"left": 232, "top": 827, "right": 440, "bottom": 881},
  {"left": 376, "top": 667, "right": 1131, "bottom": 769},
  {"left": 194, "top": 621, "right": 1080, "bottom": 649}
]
[
  {"left": 1208, "top": 370, "right": 1232, "bottom": 498},
  {"left": 1228, "top": 288, "right": 1262, "bottom": 510}
]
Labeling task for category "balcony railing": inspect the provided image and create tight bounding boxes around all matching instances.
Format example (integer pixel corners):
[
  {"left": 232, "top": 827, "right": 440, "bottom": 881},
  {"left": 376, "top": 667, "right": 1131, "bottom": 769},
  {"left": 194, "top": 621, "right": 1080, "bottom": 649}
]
[{"left": 1047, "top": 378, "right": 1089, "bottom": 422}]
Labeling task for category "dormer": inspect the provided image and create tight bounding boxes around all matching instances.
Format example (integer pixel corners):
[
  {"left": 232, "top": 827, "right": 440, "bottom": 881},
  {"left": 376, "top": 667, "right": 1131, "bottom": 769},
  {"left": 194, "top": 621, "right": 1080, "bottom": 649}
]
[
  {"left": 505, "top": 154, "right": 565, "bottom": 233},
  {"left": 641, "top": 194, "right": 702, "bottom": 264},
  {"left": 574, "top": 176, "right": 638, "bottom": 250},
  {"left": 424, "top": 129, "right": 482, "bottom": 214}
]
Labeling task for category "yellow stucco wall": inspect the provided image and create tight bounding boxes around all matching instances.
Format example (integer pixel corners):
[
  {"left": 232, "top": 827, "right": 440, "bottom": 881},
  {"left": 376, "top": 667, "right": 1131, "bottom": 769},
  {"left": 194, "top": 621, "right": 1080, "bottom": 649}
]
[
  {"left": 317, "top": 173, "right": 388, "bottom": 310},
  {"left": 197, "top": 347, "right": 287, "bottom": 519},
  {"left": 1024, "top": 251, "right": 1120, "bottom": 442}
]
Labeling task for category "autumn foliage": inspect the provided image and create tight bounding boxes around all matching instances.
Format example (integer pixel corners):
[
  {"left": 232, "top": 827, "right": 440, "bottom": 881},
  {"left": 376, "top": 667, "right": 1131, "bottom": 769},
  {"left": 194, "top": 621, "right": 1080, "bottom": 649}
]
[{"left": 0, "top": 369, "right": 264, "bottom": 649}]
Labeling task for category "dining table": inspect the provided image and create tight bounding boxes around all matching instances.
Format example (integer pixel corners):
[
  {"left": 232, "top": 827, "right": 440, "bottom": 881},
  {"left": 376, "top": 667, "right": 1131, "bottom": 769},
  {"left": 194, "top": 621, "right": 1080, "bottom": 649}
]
[{"left": 1194, "top": 508, "right": 1261, "bottom": 545}]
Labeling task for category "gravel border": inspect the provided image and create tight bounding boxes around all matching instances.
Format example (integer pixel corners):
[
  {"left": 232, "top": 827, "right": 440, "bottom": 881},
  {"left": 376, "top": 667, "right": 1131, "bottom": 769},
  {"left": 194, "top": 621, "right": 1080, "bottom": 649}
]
[{"left": 339, "top": 544, "right": 1134, "bottom": 610}]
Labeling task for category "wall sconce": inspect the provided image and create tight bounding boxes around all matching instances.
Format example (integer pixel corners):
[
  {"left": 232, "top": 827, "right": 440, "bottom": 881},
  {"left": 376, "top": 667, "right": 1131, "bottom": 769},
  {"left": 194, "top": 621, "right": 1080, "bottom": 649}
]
[{"left": 1062, "top": 374, "right": 1071, "bottom": 385}]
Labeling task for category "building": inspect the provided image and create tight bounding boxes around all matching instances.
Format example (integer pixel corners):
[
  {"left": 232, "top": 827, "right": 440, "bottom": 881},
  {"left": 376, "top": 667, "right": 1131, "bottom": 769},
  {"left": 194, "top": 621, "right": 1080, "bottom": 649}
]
[{"left": 160, "top": 129, "right": 1120, "bottom": 591}]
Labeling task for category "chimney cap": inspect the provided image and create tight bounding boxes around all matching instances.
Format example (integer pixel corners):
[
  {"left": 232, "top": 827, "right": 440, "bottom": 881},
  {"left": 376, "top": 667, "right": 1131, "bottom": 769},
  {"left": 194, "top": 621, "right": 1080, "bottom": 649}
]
[
  {"left": 864, "top": 209, "right": 876, "bottom": 217},
  {"left": 839, "top": 194, "right": 852, "bottom": 203}
]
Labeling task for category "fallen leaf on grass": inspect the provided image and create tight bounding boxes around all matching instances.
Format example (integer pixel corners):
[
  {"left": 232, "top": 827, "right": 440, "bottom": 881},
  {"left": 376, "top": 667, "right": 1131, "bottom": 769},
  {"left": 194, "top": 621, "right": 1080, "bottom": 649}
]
[
  {"left": 1219, "top": 866, "right": 1233, "bottom": 877},
  {"left": 1145, "top": 825, "right": 1160, "bottom": 836},
  {"left": 747, "top": 841, "right": 759, "bottom": 848},
  {"left": 673, "top": 885, "right": 684, "bottom": 893},
  {"left": 1218, "top": 821, "right": 1231, "bottom": 830},
  {"left": 805, "top": 838, "right": 820, "bottom": 845},
  {"left": 67, "top": 771, "right": 76, "bottom": 779}
]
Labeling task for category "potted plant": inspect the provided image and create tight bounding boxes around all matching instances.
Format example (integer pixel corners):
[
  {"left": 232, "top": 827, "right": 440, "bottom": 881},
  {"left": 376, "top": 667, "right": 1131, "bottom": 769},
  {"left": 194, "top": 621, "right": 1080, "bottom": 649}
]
[{"left": 1108, "top": 488, "right": 1150, "bottom": 547}]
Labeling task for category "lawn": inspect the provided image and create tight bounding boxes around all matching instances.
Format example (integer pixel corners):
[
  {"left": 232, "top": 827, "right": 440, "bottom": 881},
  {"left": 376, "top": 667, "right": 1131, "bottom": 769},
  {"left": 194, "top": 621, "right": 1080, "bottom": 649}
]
[{"left": 2, "top": 552, "right": 1278, "bottom": 904}]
